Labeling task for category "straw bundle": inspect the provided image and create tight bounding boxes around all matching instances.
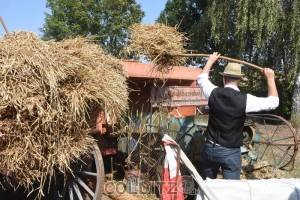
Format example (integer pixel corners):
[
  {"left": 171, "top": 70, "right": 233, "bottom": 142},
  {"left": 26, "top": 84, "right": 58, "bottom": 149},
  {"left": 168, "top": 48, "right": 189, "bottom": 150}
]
[
  {"left": 126, "top": 23, "right": 188, "bottom": 71},
  {"left": 0, "top": 31, "right": 128, "bottom": 197}
]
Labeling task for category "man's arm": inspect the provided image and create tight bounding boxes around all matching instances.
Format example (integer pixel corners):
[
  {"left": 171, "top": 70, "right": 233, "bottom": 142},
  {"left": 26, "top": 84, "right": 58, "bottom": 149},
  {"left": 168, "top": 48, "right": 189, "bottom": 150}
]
[
  {"left": 246, "top": 68, "right": 279, "bottom": 113},
  {"left": 201, "top": 52, "right": 221, "bottom": 75},
  {"left": 263, "top": 68, "right": 278, "bottom": 97},
  {"left": 197, "top": 52, "right": 220, "bottom": 99}
]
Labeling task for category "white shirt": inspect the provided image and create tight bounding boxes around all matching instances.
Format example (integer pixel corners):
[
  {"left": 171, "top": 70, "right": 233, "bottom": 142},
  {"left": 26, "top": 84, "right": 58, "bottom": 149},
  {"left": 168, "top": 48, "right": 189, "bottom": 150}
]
[{"left": 197, "top": 73, "right": 279, "bottom": 113}]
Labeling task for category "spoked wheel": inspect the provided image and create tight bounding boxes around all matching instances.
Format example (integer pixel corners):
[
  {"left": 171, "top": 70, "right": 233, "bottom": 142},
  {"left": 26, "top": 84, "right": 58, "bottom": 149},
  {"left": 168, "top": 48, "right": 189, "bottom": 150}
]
[
  {"left": 245, "top": 114, "right": 298, "bottom": 170},
  {"left": 50, "top": 142, "right": 105, "bottom": 200}
]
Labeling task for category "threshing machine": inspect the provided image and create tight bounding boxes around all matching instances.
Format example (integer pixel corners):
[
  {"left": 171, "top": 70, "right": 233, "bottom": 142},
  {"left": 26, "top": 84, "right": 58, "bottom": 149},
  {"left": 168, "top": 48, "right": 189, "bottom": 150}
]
[{"left": 47, "top": 60, "right": 298, "bottom": 200}]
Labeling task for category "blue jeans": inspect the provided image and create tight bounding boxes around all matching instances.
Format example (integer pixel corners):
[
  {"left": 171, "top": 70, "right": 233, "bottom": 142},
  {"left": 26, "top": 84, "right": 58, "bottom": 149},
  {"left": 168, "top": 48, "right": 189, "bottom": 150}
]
[{"left": 200, "top": 142, "right": 241, "bottom": 180}]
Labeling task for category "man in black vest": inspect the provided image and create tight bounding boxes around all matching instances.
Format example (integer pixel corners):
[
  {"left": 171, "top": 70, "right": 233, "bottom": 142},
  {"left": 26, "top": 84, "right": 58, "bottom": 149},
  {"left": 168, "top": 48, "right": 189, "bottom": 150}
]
[{"left": 197, "top": 52, "right": 279, "bottom": 180}]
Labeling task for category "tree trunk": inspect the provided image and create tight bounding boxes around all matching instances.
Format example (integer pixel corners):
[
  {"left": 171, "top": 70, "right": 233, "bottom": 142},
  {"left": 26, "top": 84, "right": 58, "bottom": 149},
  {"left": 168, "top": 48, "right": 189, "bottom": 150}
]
[{"left": 291, "top": 73, "right": 300, "bottom": 132}]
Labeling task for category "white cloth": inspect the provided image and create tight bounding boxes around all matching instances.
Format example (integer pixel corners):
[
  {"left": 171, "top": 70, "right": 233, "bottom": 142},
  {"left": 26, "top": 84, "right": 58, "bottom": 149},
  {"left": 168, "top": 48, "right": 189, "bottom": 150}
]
[
  {"left": 197, "top": 73, "right": 279, "bottom": 113},
  {"left": 196, "top": 178, "right": 300, "bottom": 200},
  {"left": 162, "top": 134, "right": 219, "bottom": 200},
  {"left": 164, "top": 145, "right": 179, "bottom": 179}
]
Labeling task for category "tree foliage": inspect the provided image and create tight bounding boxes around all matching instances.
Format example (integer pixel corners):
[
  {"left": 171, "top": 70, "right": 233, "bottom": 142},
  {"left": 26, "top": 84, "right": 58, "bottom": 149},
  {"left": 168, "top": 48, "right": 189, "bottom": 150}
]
[
  {"left": 158, "top": 0, "right": 300, "bottom": 119},
  {"left": 41, "top": 0, "right": 144, "bottom": 57}
]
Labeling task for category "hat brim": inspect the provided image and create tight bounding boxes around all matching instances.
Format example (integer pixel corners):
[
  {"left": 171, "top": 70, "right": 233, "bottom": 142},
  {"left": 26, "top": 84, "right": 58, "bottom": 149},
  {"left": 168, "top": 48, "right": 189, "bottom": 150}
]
[{"left": 219, "top": 72, "right": 244, "bottom": 78}]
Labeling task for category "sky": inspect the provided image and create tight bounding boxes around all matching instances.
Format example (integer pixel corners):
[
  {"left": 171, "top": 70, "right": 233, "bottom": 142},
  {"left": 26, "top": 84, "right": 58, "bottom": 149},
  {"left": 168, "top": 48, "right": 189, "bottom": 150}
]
[{"left": 0, "top": 0, "right": 167, "bottom": 36}]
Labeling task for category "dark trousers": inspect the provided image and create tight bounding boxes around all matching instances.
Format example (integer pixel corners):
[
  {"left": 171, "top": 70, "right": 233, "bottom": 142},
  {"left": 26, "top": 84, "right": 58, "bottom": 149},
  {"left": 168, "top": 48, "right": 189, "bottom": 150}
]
[{"left": 200, "top": 142, "right": 241, "bottom": 180}]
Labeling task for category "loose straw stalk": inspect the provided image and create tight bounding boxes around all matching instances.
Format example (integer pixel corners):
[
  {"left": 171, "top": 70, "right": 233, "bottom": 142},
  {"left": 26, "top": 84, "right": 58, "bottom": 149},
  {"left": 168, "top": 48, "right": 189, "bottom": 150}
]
[{"left": 172, "top": 53, "right": 264, "bottom": 71}]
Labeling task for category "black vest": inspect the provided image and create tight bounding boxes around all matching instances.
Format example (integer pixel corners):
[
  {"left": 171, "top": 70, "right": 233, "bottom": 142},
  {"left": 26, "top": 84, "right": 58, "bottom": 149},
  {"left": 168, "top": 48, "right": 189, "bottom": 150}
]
[{"left": 206, "top": 87, "right": 247, "bottom": 148}]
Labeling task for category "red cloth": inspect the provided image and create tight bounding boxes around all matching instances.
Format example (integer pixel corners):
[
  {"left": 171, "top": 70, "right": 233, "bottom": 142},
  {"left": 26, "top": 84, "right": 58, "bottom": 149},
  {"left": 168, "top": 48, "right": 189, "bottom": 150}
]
[{"left": 161, "top": 142, "right": 184, "bottom": 200}]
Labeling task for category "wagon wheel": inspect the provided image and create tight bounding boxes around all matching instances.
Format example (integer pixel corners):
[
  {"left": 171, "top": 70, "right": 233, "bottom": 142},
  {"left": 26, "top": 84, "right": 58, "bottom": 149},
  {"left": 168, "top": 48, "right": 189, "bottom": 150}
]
[
  {"left": 50, "top": 142, "right": 105, "bottom": 200},
  {"left": 244, "top": 114, "right": 298, "bottom": 170}
]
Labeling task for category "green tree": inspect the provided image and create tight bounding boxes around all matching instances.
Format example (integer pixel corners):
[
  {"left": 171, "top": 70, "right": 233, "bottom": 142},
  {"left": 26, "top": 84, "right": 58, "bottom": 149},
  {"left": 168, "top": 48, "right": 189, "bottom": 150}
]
[
  {"left": 158, "top": 0, "right": 300, "bottom": 119},
  {"left": 41, "top": 0, "right": 144, "bottom": 57}
]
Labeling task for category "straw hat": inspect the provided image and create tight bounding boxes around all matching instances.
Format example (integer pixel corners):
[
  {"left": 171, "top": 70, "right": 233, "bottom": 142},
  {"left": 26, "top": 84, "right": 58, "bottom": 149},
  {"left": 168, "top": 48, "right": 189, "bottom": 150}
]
[{"left": 219, "top": 62, "right": 244, "bottom": 78}]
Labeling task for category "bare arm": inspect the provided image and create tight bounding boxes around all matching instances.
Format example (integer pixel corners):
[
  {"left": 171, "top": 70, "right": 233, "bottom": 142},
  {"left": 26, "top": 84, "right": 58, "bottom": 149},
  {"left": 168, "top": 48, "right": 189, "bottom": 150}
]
[
  {"left": 197, "top": 52, "right": 220, "bottom": 99},
  {"left": 201, "top": 52, "right": 221, "bottom": 75},
  {"left": 263, "top": 68, "right": 278, "bottom": 97}
]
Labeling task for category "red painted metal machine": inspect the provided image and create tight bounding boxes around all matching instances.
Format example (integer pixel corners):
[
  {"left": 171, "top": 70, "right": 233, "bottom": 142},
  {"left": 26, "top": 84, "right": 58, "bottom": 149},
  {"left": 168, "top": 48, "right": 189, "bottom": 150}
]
[{"left": 96, "top": 60, "right": 207, "bottom": 155}]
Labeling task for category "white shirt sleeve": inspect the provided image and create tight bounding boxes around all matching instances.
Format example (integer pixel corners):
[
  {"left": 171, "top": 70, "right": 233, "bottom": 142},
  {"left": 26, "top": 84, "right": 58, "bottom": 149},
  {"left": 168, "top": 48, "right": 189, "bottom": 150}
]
[
  {"left": 197, "top": 73, "right": 217, "bottom": 100},
  {"left": 198, "top": 73, "right": 279, "bottom": 113},
  {"left": 246, "top": 94, "right": 279, "bottom": 113}
]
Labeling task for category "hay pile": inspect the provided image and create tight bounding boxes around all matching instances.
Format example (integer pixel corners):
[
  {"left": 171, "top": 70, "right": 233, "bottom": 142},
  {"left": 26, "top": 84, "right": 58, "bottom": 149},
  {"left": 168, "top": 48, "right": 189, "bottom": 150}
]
[
  {"left": 0, "top": 31, "right": 128, "bottom": 196},
  {"left": 126, "top": 23, "right": 188, "bottom": 70}
]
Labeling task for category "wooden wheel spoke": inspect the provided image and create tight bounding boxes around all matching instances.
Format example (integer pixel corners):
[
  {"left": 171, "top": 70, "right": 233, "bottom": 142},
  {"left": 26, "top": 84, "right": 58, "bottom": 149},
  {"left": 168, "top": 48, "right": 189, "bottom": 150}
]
[
  {"left": 76, "top": 171, "right": 97, "bottom": 177},
  {"left": 74, "top": 174, "right": 95, "bottom": 197},
  {"left": 71, "top": 180, "right": 84, "bottom": 200},
  {"left": 68, "top": 184, "right": 74, "bottom": 200}
]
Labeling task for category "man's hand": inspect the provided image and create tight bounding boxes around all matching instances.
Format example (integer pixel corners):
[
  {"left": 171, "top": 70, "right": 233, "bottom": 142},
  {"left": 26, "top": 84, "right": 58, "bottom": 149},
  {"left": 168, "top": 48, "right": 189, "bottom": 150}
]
[
  {"left": 263, "top": 68, "right": 275, "bottom": 80},
  {"left": 207, "top": 52, "right": 221, "bottom": 64},
  {"left": 263, "top": 68, "right": 278, "bottom": 97},
  {"left": 201, "top": 52, "right": 221, "bottom": 75}
]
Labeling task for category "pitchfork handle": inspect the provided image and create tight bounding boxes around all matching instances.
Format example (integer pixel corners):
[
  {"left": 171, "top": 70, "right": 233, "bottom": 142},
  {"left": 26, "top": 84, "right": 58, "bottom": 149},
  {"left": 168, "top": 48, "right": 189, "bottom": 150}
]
[
  {"left": 0, "top": 16, "right": 9, "bottom": 34},
  {"left": 173, "top": 53, "right": 264, "bottom": 71}
]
